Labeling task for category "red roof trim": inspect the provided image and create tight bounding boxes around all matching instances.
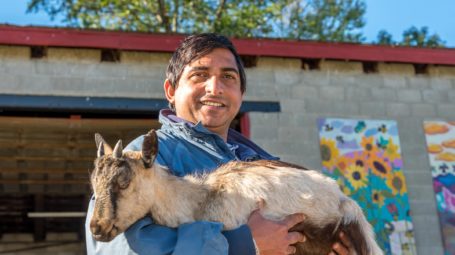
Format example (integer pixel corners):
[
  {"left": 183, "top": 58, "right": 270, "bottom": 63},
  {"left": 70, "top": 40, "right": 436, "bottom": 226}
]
[{"left": 1, "top": 25, "right": 455, "bottom": 65}]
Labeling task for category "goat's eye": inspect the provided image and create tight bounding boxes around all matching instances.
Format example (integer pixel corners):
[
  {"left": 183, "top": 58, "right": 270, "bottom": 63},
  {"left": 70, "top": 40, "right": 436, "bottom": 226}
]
[{"left": 117, "top": 173, "right": 130, "bottom": 189}]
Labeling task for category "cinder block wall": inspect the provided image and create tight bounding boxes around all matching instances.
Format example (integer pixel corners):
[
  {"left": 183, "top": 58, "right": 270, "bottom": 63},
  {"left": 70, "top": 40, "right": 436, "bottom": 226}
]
[
  {"left": 2, "top": 46, "right": 455, "bottom": 254},
  {"left": 247, "top": 58, "right": 455, "bottom": 255},
  {"left": 0, "top": 46, "right": 170, "bottom": 98}
]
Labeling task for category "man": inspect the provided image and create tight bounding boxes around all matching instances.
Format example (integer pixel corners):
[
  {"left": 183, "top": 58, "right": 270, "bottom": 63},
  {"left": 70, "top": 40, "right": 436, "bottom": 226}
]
[{"left": 86, "top": 33, "right": 353, "bottom": 255}]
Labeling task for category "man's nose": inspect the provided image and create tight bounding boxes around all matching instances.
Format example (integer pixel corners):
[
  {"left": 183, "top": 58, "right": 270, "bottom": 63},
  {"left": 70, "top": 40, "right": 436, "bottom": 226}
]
[{"left": 205, "top": 76, "right": 223, "bottom": 95}]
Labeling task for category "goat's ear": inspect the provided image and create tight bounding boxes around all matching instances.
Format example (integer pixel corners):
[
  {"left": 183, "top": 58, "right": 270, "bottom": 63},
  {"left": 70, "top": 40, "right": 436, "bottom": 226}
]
[
  {"left": 141, "top": 130, "right": 158, "bottom": 168},
  {"left": 113, "top": 140, "right": 123, "bottom": 159},
  {"left": 95, "top": 133, "right": 113, "bottom": 157}
]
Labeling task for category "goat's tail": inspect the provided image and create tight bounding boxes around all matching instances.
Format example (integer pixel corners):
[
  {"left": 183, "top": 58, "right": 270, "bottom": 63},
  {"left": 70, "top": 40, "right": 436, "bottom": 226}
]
[{"left": 340, "top": 197, "right": 383, "bottom": 255}]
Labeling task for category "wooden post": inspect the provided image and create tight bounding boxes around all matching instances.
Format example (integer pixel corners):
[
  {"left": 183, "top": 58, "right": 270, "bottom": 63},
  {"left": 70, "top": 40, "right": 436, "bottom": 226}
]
[{"left": 33, "top": 194, "right": 45, "bottom": 242}]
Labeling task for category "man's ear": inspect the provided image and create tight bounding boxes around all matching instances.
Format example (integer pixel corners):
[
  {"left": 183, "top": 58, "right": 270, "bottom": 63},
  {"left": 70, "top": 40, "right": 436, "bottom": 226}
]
[{"left": 164, "top": 79, "right": 175, "bottom": 106}]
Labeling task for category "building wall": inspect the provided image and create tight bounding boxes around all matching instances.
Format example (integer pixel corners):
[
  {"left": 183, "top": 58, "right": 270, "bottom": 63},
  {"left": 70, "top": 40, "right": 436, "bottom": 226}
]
[
  {"left": 2, "top": 45, "right": 455, "bottom": 254},
  {"left": 248, "top": 58, "right": 455, "bottom": 255}
]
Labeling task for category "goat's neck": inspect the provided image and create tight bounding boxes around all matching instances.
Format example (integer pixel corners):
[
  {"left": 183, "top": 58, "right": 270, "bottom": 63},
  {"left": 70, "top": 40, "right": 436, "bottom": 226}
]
[{"left": 137, "top": 165, "right": 208, "bottom": 227}]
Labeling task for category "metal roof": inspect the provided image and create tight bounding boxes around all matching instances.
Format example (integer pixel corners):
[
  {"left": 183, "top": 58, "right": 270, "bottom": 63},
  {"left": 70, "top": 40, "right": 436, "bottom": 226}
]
[{"left": 1, "top": 25, "right": 455, "bottom": 65}]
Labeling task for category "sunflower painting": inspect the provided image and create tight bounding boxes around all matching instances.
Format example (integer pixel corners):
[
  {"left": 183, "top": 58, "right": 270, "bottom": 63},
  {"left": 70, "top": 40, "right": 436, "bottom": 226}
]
[
  {"left": 318, "top": 118, "right": 416, "bottom": 255},
  {"left": 423, "top": 121, "right": 455, "bottom": 254}
]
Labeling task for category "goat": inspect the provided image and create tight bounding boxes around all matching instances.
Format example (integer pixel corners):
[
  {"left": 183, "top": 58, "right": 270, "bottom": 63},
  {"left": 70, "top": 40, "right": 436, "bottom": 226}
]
[{"left": 89, "top": 130, "right": 383, "bottom": 255}]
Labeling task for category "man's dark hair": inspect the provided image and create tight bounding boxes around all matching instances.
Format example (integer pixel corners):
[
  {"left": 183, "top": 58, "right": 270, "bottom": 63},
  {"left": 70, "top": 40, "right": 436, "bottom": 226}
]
[{"left": 166, "top": 33, "right": 246, "bottom": 94}]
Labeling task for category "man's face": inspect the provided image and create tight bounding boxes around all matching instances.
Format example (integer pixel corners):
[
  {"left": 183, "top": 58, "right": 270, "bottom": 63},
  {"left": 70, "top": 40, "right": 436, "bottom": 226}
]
[{"left": 165, "top": 48, "right": 243, "bottom": 139}]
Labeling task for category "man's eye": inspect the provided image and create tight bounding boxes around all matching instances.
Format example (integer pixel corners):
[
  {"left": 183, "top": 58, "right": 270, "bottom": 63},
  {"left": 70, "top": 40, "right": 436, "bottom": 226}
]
[
  {"left": 223, "top": 74, "right": 236, "bottom": 80},
  {"left": 191, "top": 72, "right": 208, "bottom": 79}
]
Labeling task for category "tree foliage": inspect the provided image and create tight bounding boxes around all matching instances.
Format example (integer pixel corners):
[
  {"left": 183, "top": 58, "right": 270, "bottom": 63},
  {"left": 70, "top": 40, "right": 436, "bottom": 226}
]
[
  {"left": 27, "top": 0, "right": 366, "bottom": 42},
  {"left": 375, "top": 26, "right": 446, "bottom": 48}
]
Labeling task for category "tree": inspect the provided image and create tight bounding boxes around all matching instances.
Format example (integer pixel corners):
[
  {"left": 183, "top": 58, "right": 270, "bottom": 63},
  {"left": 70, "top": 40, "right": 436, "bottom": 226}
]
[
  {"left": 375, "top": 26, "right": 445, "bottom": 48},
  {"left": 27, "top": 0, "right": 366, "bottom": 42},
  {"left": 375, "top": 30, "right": 395, "bottom": 46},
  {"left": 401, "top": 26, "right": 445, "bottom": 47}
]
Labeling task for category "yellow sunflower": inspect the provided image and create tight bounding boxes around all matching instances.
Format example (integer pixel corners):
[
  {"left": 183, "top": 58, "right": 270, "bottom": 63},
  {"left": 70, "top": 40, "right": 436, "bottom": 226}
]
[
  {"left": 346, "top": 151, "right": 369, "bottom": 171},
  {"left": 335, "top": 157, "right": 350, "bottom": 172},
  {"left": 345, "top": 163, "right": 368, "bottom": 190},
  {"left": 320, "top": 138, "right": 339, "bottom": 170},
  {"left": 360, "top": 136, "right": 378, "bottom": 156},
  {"left": 367, "top": 153, "right": 392, "bottom": 178},
  {"left": 371, "top": 190, "right": 385, "bottom": 207},
  {"left": 384, "top": 138, "right": 401, "bottom": 162},
  {"left": 386, "top": 171, "right": 408, "bottom": 195}
]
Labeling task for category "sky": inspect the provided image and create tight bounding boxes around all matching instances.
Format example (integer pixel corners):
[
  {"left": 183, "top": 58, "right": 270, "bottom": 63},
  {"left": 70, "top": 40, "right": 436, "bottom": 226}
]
[{"left": 0, "top": 0, "right": 454, "bottom": 48}]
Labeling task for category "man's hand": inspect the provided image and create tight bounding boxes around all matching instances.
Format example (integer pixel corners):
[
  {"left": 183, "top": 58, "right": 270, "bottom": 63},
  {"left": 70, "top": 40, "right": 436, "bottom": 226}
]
[
  {"left": 329, "top": 232, "right": 356, "bottom": 255},
  {"left": 247, "top": 208, "right": 306, "bottom": 255}
]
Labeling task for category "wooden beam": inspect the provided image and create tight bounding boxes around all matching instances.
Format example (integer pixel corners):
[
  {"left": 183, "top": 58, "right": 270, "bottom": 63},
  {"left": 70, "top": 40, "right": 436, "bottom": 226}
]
[
  {"left": 0, "top": 168, "right": 89, "bottom": 174},
  {"left": 0, "top": 179, "right": 89, "bottom": 185}
]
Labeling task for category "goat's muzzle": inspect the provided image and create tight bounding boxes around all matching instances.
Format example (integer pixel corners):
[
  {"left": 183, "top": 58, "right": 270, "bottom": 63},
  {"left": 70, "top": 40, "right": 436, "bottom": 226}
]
[{"left": 90, "top": 218, "right": 119, "bottom": 242}]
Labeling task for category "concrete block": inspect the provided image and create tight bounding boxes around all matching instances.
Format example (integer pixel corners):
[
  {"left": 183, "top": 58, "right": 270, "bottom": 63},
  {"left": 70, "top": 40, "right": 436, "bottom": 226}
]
[
  {"left": 250, "top": 126, "right": 279, "bottom": 140},
  {"left": 274, "top": 69, "right": 302, "bottom": 86},
  {"left": 329, "top": 75, "right": 357, "bottom": 87},
  {"left": 415, "top": 246, "right": 444, "bottom": 255},
  {"left": 407, "top": 76, "right": 430, "bottom": 89},
  {"left": 377, "top": 62, "right": 414, "bottom": 76},
  {"left": 408, "top": 200, "right": 438, "bottom": 215},
  {"left": 291, "top": 85, "right": 318, "bottom": 100},
  {"left": 352, "top": 74, "right": 384, "bottom": 88},
  {"left": 359, "top": 102, "right": 386, "bottom": 116},
  {"left": 371, "top": 88, "right": 397, "bottom": 102},
  {"left": 301, "top": 72, "right": 331, "bottom": 87},
  {"left": 249, "top": 112, "right": 279, "bottom": 126},
  {"left": 277, "top": 126, "right": 311, "bottom": 142},
  {"left": 429, "top": 77, "right": 453, "bottom": 90},
  {"left": 256, "top": 57, "right": 301, "bottom": 70},
  {"left": 319, "top": 60, "right": 363, "bottom": 74},
  {"left": 449, "top": 90, "right": 455, "bottom": 103},
  {"left": 277, "top": 112, "right": 315, "bottom": 127},
  {"left": 280, "top": 99, "right": 306, "bottom": 113},
  {"left": 47, "top": 47, "right": 100, "bottom": 62},
  {"left": 126, "top": 63, "right": 168, "bottom": 78},
  {"left": 403, "top": 170, "right": 433, "bottom": 186},
  {"left": 428, "top": 64, "right": 455, "bottom": 77},
  {"left": 89, "top": 63, "right": 128, "bottom": 78},
  {"left": 397, "top": 89, "right": 422, "bottom": 103},
  {"left": 422, "top": 90, "right": 449, "bottom": 103},
  {"left": 121, "top": 51, "right": 172, "bottom": 64},
  {"left": 411, "top": 103, "right": 436, "bottom": 116},
  {"left": 319, "top": 86, "right": 345, "bottom": 101},
  {"left": 345, "top": 87, "right": 371, "bottom": 102},
  {"left": 408, "top": 184, "right": 436, "bottom": 201},
  {"left": 1, "top": 59, "right": 35, "bottom": 75},
  {"left": 437, "top": 104, "right": 455, "bottom": 118},
  {"left": 383, "top": 76, "right": 408, "bottom": 89},
  {"left": 386, "top": 103, "right": 411, "bottom": 116},
  {"left": 0, "top": 45, "right": 29, "bottom": 59},
  {"left": 246, "top": 67, "right": 276, "bottom": 84}
]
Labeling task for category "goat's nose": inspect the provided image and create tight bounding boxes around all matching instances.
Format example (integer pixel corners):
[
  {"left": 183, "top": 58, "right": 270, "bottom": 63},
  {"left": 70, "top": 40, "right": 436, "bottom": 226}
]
[{"left": 90, "top": 219, "right": 101, "bottom": 235}]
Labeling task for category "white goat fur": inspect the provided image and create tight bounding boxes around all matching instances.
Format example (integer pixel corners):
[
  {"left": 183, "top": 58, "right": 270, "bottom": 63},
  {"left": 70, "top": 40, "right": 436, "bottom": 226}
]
[{"left": 90, "top": 131, "right": 383, "bottom": 255}]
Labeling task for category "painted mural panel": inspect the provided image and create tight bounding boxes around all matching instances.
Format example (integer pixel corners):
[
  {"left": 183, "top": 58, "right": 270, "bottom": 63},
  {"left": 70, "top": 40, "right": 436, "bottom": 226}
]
[
  {"left": 317, "top": 118, "right": 416, "bottom": 255},
  {"left": 424, "top": 121, "right": 455, "bottom": 255}
]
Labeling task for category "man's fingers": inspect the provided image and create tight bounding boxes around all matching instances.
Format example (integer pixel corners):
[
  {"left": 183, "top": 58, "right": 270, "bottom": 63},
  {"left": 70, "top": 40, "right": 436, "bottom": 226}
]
[
  {"left": 283, "top": 213, "right": 305, "bottom": 229},
  {"left": 286, "top": 245, "right": 297, "bottom": 254},
  {"left": 332, "top": 242, "right": 349, "bottom": 255},
  {"left": 286, "top": 231, "right": 306, "bottom": 244},
  {"left": 339, "top": 232, "right": 352, "bottom": 248}
]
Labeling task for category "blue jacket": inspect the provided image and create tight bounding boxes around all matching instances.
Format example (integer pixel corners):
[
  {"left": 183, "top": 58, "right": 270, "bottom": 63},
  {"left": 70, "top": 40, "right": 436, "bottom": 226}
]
[{"left": 85, "top": 109, "right": 278, "bottom": 255}]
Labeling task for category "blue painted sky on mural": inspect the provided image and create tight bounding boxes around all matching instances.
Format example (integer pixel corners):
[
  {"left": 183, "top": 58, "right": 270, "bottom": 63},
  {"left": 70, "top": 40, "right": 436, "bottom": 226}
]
[{"left": 0, "top": 0, "right": 454, "bottom": 47}]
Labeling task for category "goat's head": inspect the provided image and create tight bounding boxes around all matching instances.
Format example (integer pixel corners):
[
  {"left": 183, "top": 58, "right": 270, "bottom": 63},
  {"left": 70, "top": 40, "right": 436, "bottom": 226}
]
[{"left": 89, "top": 130, "right": 158, "bottom": 242}]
